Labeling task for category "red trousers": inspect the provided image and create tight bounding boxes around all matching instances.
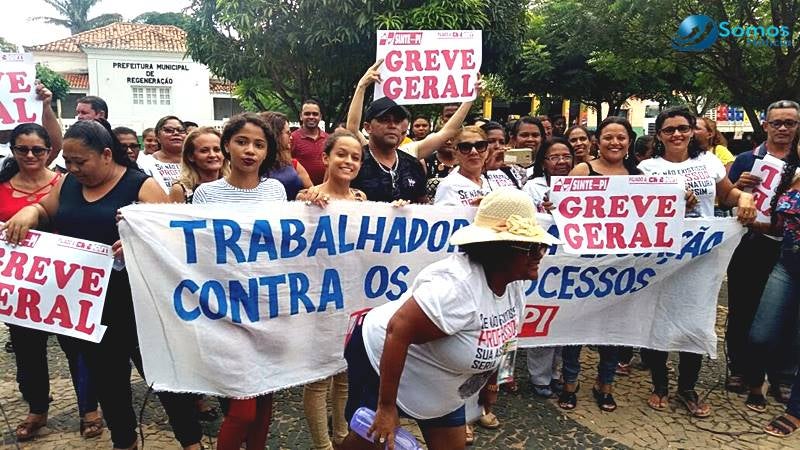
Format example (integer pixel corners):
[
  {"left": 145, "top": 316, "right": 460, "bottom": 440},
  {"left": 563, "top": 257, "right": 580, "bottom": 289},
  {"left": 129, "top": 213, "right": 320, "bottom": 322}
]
[{"left": 216, "top": 394, "right": 273, "bottom": 450}]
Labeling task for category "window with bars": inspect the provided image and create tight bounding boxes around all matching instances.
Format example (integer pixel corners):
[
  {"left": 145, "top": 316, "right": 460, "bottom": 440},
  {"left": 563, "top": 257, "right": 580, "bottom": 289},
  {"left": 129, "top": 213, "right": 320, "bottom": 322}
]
[
  {"left": 158, "top": 88, "right": 171, "bottom": 105},
  {"left": 133, "top": 86, "right": 172, "bottom": 106},
  {"left": 132, "top": 87, "right": 144, "bottom": 105}
]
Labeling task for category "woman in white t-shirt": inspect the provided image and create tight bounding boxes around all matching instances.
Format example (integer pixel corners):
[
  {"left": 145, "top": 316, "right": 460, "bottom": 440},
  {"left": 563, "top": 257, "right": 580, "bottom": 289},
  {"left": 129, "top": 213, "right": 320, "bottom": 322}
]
[
  {"left": 637, "top": 106, "right": 756, "bottom": 418},
  {"left": 524, "top": 137, "right": 575, "bottom": 212},
  {"left": 433, "top": 126, "right": 491, "bottom": 206},
  {"left": 341, "top": 189, "right": 560, "bottom": 450},
  {"left": 136, "top": 116, "right": 186, "bottom": 192}
]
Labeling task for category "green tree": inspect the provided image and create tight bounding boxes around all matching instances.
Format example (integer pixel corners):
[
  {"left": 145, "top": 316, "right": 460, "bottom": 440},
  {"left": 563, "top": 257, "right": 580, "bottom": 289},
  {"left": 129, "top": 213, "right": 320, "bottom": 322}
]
[
  {"left": 33, "top": 0, "right": 122, "bottom": 34},
  {"left": 0, "top": 37, "right": 17, "bottom": 52},
  {"left": 35, "top": 64, "right": 70, "bottom": 102},
  {"left": 185, "top": 0, "right": 527, "bottom": 125},
  {"left": 132, "top": 11, "right": 191, "bottom": 30}
]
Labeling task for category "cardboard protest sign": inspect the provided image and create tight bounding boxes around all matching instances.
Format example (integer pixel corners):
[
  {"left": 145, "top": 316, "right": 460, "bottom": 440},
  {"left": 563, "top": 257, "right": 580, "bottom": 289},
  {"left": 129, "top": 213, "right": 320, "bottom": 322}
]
[
  {"left": 548, "top": 175, "right": 686, "bottom": 254},
  {"left": 120, "top": 202, "right": 740, "bottom": 397},
  {"left": 750, "top": 154, "right": 786, "bottom": 222},
  {"left": 0, "top": 226, "right": 111, "bottom": 342},
  {"left": 0, "top": 53, "right": 42, "bottom": 131},
  {"left": 374, "top": 30, "right": 481, "bottom": 105}
]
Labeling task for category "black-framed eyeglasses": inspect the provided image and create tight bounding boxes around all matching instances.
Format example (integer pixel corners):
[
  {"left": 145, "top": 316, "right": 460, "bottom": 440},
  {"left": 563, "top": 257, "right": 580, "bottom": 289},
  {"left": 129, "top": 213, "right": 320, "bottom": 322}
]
[
  {"left": 121, "top": 143, "right": 141, "bottom": 150},
  {"left": 161, "top": 127, "right": 187, "bottom": 135},
  {"left": 11, "top": 146, "right": 49, "bottom": 157},
  {"left": 659, "top": 125, "right": 693, "bottom": 135},
  {"left": 545, "top": 155, "right": 573, "bottom": 163},
  {"left": 509, "top": 243, "right": 549, "bottom": 257},
  {"left": 455, "top": 140, "right": 489, "bottom": 154},
  {"left": 767, "top": 119, "right": 799, "bottom": 129}
]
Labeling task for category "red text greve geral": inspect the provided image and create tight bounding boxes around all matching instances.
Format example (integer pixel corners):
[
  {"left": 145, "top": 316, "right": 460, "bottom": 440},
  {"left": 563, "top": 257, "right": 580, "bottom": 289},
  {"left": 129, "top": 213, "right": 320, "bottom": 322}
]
[
  {"left": 382, "top": 49, "right": 477, "bottom": 100},
  {"left": 0, "top": 71, "right": 37, "bottom": 125}
]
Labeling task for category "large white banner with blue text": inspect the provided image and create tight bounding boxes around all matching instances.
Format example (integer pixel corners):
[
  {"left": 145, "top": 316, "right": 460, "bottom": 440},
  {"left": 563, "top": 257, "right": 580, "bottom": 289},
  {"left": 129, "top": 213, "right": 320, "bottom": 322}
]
[{"left": 119, "top": 202, "right": 743, "bottom": 397}]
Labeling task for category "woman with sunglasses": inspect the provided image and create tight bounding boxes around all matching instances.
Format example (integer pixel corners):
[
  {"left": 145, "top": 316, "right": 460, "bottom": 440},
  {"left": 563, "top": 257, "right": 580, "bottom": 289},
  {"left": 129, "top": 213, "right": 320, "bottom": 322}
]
[
  {"left": 341, "top": 189, "right": 560, "bottom": 450},
  {"left": 638, "top": 106, "right": 755, "bottom": 417},
  {"left": 136, "top": 116, "right": 187, "bottom": 192},
  {"left": 0, "top": 123, "right": 105, "bottom": 442},
  {"left": 433, "top": 126, "right": 491, "bottom": 206}
]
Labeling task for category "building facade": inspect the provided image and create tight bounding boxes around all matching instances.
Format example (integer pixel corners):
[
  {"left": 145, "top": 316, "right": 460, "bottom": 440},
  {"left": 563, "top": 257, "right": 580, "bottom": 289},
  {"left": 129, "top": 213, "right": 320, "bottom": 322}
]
[{"left": 27, "top": 22, "right": 242, "bottom": 132}]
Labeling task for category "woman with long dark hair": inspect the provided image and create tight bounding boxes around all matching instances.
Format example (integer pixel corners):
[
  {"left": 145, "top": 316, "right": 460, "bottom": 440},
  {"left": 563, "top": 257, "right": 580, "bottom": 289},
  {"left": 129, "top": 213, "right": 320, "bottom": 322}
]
[
  {"left": 638, "top": 106, "right": 755, "bottom": 417},
  {"left": 260, "top": 111, "right": 313, "bottom": 199}
]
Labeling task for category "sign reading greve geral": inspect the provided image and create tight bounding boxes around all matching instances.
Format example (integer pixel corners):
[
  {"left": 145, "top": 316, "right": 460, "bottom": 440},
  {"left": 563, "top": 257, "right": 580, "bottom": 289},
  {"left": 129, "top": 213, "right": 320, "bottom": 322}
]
[
  {"left": 749, "top": 154, "right": 786, "bottom": 223},
  {"left": 0, "top": 53, "right": 42, "bottom": 131},
  {"left": 549, "top": 175, "right": 686, "bottom": 254},
  {"left": 0, "top": 226, "right": 111, "bottom": 342},
  {"left": 374, "top": 30, "right": 482, "bottom": 105}
]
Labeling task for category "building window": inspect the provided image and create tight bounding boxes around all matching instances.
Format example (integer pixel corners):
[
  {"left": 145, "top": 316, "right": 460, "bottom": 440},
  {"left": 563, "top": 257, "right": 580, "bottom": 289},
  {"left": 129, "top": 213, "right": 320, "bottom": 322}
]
[
  {"left": 133, "top": 87, "right": 171, "bottom": 106},
  {"left": 213, "top": 97, "right": 244, "bottom": 121},
  {"left": 132, "top": 87, "right": 144, "bottom": 105},
  {"left": 159, "top": 88, "right": 171, "bottom": 105}
]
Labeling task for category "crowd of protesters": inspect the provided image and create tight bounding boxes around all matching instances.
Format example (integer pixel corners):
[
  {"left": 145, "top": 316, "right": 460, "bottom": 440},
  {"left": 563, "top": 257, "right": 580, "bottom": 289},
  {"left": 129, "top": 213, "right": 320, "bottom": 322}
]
[{"left": 1, "top": 64, "right": 800, "bottom": 450}]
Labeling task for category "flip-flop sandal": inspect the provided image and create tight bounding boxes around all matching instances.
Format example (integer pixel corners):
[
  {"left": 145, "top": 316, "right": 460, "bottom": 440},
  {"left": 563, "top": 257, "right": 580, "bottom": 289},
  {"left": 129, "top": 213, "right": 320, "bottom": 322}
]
[
  {"left": 500, "top": 380, "right": 519, "bottom": 394},
  {"left": 648, "top": 387, "right": 669, "bottom": 411},
  {"left": 478, "top": 412, "right": 501, "bottom": 429},
  {"left": 558, "top": 390, "right": 578, "bottom": 410},
  {"left": 765, "top": 415, "right": 800, "bottom": 437},
  {"left": 615, "top": 363, "right": 631, "bottom": 376},
  {"left": 592, "top": 386, "right": 617, "bottom": 412},
  {"left": 678, "top": 390, "right": 711, "bottom": 418},
  {"left": 16, "top": 415, "right": 47, "bottom": 441},
  {"left": 80, "top": 416, "right": 104, "bottom": 439},
  {"left": 745, "top": 393, "right": 768, "bottom": 413}
]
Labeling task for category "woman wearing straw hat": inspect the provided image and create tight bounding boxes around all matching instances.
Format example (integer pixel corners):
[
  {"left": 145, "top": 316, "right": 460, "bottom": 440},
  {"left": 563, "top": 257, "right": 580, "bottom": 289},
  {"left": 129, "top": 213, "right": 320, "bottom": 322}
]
[{"left": 340, "top": 188, "right": 560, "bottom": 450}]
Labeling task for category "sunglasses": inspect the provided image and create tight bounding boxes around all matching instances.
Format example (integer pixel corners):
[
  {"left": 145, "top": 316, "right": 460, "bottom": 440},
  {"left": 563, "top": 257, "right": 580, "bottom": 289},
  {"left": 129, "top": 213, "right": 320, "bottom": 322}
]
[
  {"left": 509, "top": 243, "right": 549, "bottom": 257},
  {"left": 455, "top": 140, "right": 489, "bottom": 154},
  {"left": 11, "top": 146, "right": 49, "bottom": 156},
  {"left": 659, "top": 125, "right": 693, "bottom": 136},
  {"left": 767, "top": 119, "right": 799, "bottom": 129}
]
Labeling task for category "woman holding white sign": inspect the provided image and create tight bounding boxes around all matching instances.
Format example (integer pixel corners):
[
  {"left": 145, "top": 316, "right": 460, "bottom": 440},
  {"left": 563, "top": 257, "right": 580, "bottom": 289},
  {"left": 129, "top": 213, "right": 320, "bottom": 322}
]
[
  {"left": 341, "top": 188, "right": 559, "bottom": 450},
  {"left": 1, "top": 119, "right": 177, "bottom": 450},
  {"left": 638, "top": 106, "right": 756, "bottom": 418}
]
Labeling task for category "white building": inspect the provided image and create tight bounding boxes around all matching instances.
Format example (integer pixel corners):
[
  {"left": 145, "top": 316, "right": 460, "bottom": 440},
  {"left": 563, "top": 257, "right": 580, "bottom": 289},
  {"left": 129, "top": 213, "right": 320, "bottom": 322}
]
[{"left": 27, "top": 22, "right": 243, "bottom": 132}]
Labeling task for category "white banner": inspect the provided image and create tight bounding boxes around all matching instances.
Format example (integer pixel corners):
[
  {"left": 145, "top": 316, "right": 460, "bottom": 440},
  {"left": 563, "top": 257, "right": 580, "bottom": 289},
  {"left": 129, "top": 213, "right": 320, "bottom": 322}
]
[
  {"left": 549, "top": 175, "right": 686, "bottom": 254},
  {"left": 0, "top": 53, "right": 42, "bottom": 131},
  {"left": 750, "top": 154, "right": 785, "bottom": 222},
  {"left": 0, "top": 226, "right": 111, "bottom": 342},
  {"left": 119, "top": 202, "right": 743, "bottom": 397},
  {"left": 374, "top": 30, "right": 481, "bottom": 105}
]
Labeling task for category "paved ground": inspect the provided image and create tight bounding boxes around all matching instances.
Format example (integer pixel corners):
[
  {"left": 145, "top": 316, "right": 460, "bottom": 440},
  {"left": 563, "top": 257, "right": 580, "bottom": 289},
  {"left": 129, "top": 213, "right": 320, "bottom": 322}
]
[{"left": 0, "top": 281, "right": 797, "bottom": 449}]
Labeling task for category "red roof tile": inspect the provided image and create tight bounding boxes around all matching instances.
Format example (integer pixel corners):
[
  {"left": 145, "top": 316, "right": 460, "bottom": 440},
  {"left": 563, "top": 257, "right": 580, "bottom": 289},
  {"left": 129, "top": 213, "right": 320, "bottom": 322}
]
[
  {"left": 26, "top": 22, "right": 186, "bottom": 54},
  {"left": 210, "top": 79, "right": 235, "bottom": 94},
  {"left": 63, "top": 73, "right": 88, "bottom": 89}
]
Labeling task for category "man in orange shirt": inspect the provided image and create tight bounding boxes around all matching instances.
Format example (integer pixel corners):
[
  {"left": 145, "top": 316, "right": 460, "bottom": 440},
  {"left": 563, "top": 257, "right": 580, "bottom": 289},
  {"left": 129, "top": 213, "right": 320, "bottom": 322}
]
[{"left": 291, "top": 99, "right": 328, "bottom": 185}]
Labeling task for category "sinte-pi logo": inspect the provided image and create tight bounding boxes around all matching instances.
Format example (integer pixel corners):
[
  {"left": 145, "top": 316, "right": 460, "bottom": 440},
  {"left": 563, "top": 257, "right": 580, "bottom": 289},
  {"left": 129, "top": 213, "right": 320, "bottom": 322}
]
[{"left": 672, "top": 15, "right": 719, "bottom": 52}]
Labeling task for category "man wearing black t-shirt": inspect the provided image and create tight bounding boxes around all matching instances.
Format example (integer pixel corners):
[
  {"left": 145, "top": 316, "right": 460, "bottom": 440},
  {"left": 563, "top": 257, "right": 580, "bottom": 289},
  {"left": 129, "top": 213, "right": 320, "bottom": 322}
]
[{"left": 352, "top": 97, "right": 427, "bottom": 203}]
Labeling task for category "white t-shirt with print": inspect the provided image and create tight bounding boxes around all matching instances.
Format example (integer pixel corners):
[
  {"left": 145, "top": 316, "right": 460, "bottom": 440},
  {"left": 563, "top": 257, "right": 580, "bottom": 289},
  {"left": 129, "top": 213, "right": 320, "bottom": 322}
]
[
  {"left": 362, "top": 252, "right": 526, "bottom": 419},
  {"left": 433, "top": 169, "right": 490, "bottom": 206},
  {"left": 523, "top": 176, "right": 550, "bottom": 213},
  {"left": 637, "top": 153, "right": 726, "bottom": 218},
  {"left": 484, "top": 169, "right": 520, "bottom": 191}
]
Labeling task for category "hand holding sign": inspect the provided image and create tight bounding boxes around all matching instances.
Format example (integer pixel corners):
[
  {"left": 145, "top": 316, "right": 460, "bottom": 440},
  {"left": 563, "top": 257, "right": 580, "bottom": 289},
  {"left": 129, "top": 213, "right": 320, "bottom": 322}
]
[{"left": 749, "top": 155, "right": 786, "bottom": 222}]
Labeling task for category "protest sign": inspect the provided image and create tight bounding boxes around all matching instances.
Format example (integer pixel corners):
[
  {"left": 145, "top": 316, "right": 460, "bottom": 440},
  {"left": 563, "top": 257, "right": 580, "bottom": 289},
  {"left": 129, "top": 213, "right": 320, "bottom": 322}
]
[
  {"left": 0, "top": 226, "right": 111, "bottom": 342},
  {"left": 549, "top": 175, "right": 686, "bottom": 254},
  {"left": 374, "top": 30, "right": 481, "bottom": 105},
  {"left": 750, "top": 154, "right": 786, "bottom": 222},
  {"left": 120, "top": 202, "right": 742, "bottom": 397},
  {"left": 0, "top": 53, "right": 42, "bottom": 131}
]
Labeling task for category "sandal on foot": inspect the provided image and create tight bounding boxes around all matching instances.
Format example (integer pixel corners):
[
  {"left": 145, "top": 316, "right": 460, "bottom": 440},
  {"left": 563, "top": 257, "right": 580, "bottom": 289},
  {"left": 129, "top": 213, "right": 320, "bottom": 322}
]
[
  {"left": 80, "top": 416, "right": 104, "bottom": 439},
  {"left": 678, "top": 390, "right": 711, "bottom": 418},
  {"left": 558, "top": 389, "right": 578, "bottom": 410},
  {"left": 16, "top": 414, "right": 47, "bottom": 442},
  {"left": 648, "top": 387, "right": 669, "bottom": 411},
  {"left": 768, "top": 384, "right": 791, "bottom": 404},
  {"left": 615, "top": 363, "right": 631, "bottom": 376},
  {"left": 725, "top": 375, "right": 746, "bottom": 394},
  {"left": 765, "top": 414, "right": 800, "bottom": 437},
  {"left": 532, "top": 384, "right": 554, "bottom": 398},
  {"left": 478, "top": 411, "right": 500, "bottom": 429},
  {"left": 592, "top": 386, "right": 617, "bottom": 412},
  {"left": 500, "top": 379, "right": 519, "bottom": 394},
  {"left": 465, "top": 424, "right": 475, "bottom": 445},
  {"left": 745, "top": 393, "right": 768, "bottom": 413}
]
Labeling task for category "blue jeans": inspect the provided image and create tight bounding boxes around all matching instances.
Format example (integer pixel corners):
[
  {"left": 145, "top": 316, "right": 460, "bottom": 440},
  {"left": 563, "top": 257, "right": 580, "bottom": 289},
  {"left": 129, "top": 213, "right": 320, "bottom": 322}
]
[
  {"left": 745, "top": 248, "right": 800, "bottom": 388},
  {"left": 562, "top": 346, "right": 618, "bottom": 385}
]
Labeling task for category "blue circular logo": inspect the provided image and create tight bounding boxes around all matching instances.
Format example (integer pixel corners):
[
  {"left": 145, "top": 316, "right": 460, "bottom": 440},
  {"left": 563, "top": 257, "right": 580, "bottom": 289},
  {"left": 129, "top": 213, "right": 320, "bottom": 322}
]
[{"left": 672, "top": 15, "right": 718, "bottom": 52}]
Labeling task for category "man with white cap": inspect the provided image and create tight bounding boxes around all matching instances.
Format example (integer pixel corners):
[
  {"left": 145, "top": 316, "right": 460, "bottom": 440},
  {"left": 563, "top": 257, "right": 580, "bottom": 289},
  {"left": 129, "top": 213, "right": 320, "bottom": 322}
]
[{"left": 340, "top": 188, "right": 560, "bottom": 450}]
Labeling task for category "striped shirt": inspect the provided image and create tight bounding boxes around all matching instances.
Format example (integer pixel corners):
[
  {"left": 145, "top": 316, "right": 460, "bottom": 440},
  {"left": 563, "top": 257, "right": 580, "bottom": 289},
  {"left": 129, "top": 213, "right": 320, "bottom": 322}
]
[{"left": 192, "top": 177, "right": 287, "bottom": 204}]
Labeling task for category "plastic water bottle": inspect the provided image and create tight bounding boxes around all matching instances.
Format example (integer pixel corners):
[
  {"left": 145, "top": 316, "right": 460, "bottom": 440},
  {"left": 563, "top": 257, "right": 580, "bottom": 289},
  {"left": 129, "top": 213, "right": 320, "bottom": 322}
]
[{"left": 349, "top": 407, "right": 422, "bottom": 450}]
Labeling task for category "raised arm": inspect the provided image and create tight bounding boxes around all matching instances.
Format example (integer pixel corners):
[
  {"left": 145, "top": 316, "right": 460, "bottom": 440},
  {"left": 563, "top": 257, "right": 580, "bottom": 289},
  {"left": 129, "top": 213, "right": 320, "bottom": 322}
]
[
  {"left": 346, "top": 60, "right": 384, "bottom": 147},
  {"left": 36, "top": 83, "right": 63, "bottom": 166}
]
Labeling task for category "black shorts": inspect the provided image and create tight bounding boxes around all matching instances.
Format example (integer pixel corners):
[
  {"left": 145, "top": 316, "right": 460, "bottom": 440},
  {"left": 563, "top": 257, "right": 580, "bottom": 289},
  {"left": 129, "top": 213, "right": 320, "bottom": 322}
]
[{"left": 343, "top": 319, "right": 466, "bottom": 429}]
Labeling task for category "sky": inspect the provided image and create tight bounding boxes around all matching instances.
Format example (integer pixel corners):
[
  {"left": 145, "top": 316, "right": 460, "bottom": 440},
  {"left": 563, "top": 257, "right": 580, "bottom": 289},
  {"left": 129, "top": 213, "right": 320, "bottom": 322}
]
[{"left": 2, "top": 0, "right": 192, "bottom": 47}]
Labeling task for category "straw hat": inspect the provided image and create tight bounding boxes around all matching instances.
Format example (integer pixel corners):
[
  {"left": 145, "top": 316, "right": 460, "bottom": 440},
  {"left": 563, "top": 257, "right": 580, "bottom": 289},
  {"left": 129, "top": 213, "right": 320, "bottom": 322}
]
[{"left": 449, "top": 188, "right": 561, "bottom": 246}]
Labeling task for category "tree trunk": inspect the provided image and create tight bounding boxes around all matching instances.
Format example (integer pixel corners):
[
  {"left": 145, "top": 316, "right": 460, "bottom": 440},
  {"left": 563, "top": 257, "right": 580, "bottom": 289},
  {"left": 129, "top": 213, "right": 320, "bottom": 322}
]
[{"left": 744, "top": 106, "right": 765, "bottom": 143}]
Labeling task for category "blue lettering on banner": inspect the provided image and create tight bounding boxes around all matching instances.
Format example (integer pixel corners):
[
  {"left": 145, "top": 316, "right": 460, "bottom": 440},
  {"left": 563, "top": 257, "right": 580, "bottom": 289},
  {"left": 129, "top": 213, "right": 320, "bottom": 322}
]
[
  {"left": 524, "top": 266, "right": 657, "bottom": 300},
  {"left": 337, "top": 215, "right": 356, "bottom": 254},
  {"left": 214, "top": 220, "right": 245, "bottom": 263},
  {"left": 364, "top": 265, "right": 409, "bottom": 300},
  {"left": 258, "top": 275, "right": 286, "bottom": 318},
  {"left": 384, "top": 218, "right": 408, "bottom": 253},
  {"left": 308, "top": 216, "right": 337, "bottom": 257},
  {"left": 199, "top": 280, "right": 227, "bottom": 319},
  {"left": 229, "top": 279, "right": 260, "bottom": 323},
  {"left": 357, "top": 216, "right": 386, "bottom": 252},
  {"left": 248, "top": 220, "right": 278, "bottom": 262},
  {"left": 281, "top": 219, "right": 307, "bottom": 257},
  {"left": 318, "top": 269, "right": 343, "bottom": 312},
  {"left": 170, "top": 220, "right": 207, "bottom": 264},
  {"left": 174, "top": 279, "right": 201, "bottom": 320}
]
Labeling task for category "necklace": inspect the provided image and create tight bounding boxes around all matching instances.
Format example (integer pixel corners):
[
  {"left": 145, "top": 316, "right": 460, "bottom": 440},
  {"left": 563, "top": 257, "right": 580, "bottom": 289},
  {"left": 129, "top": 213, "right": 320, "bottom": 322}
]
[{"left": 369, "top": 147, "right": 399, "bottom": 189}]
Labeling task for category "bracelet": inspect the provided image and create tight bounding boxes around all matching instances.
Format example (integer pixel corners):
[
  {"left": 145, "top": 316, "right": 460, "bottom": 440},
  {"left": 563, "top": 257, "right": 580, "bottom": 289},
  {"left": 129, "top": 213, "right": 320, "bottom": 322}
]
[{"left": 484, "top": 384, "right": 499, "bottom": 392}]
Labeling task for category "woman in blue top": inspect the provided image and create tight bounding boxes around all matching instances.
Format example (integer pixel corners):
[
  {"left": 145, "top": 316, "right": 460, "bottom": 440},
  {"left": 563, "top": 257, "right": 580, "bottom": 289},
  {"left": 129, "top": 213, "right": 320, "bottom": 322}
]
[{"left": 260, "top": 111, "right": 313, "bottom": 199}]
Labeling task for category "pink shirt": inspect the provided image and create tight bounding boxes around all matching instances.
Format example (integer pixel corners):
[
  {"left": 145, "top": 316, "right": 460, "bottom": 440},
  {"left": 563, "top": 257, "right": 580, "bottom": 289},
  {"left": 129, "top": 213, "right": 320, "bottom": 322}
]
[{"left": 290, "top": 128, "right": 328, "bottom": 185}]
